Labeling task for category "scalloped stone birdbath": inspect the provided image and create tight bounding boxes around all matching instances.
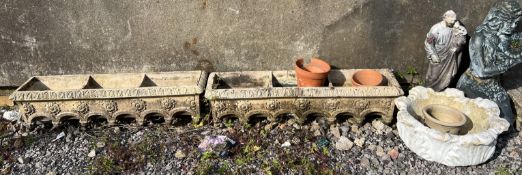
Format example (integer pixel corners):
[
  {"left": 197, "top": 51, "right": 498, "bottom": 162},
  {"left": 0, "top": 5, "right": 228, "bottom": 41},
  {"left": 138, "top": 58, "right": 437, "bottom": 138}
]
[{"left": 395, "top": 86, "right": 510, "bottom": 166}]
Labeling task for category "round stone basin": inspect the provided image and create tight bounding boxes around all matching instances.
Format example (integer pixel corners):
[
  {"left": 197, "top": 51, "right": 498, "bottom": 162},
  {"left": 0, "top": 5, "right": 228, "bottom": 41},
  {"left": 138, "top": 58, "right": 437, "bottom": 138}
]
[
  {"left": 422, "top": 104, "right": 467, "bottom": 135},
  {"left": 394, "top": 86, "right": 509, "bottom": 166}
]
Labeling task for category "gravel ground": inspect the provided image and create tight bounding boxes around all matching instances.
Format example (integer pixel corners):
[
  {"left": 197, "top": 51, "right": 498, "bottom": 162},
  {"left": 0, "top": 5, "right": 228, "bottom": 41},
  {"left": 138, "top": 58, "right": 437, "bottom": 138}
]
[{"left": 0, "top": 115, "right": 521, "bottom": 174}]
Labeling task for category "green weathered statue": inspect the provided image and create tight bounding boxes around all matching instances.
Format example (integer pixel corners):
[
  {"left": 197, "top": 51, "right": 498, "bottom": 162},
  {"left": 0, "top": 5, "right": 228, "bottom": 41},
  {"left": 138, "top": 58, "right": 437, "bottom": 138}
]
[{"left": 457, "top": 0, "right": 522, "bottom": 128}]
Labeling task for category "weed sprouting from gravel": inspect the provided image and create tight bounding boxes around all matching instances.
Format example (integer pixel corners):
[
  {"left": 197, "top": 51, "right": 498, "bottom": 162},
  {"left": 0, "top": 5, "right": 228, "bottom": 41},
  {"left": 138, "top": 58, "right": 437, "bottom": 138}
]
[{"left": 87, "top": 128, "right": 167, "bottom": 174}]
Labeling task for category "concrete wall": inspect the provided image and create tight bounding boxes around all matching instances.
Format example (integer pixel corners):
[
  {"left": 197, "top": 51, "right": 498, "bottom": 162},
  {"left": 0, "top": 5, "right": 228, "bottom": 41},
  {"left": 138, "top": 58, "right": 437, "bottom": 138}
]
[{"left": 0, "top": 0, "right": 513, "bottom": 86}]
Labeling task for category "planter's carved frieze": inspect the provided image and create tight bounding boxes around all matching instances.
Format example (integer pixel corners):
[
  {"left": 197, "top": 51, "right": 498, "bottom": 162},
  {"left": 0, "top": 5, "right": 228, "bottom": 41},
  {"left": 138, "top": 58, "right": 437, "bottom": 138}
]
[
  {"left": 74, "top": 101, "right": 90, "bottom": 114},
  {"left": 238, "top": 102, "right": 252, "bottom": 112},
  {"left": 326, "top": 99, "right": 340, "bottom": 111},
  {"left": 22, "top": 103, "right": 35, "bottom": 116},
  {"left": 104, "top": 100, "right": 118, "bottom": 113},
  {"left": 161, "top": 98, "right": 176, "bottom": 110},
  {"left": 355, "top": 100, "right": 369, "bottom": 109},
  {"left": 132, "top": 99, "right": 147, "bottom": 112},
  {"left": 46, "top": 102, "right": 61, "bottom": 115},
  {"left": 296, "top": 99, "right": 310, "bottom": 111},
  {"left": 267, "top": 100, "right": 280, "bottom": 110},
  {"left": 186, "top": 99, "right": 197, "bottom": 111},
  {"left": 215, "top": 102, "right": 228, "bottom": 112}
]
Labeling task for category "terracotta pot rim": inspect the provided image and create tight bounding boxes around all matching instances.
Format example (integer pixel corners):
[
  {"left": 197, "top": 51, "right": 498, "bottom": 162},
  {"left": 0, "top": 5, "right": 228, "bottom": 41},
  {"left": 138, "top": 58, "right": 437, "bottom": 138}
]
[
  {"left": 295, "top": 58, "right": 331, "bottom": 74},
  {"left": 351, "top": 69, "right": 384, "bottom": 86},
  {"left": 295, "top": 58, "right": 331, "bottom": 79},
  {"left": 422, "top": 104, "right": 467, "bottom": 127},
  {"left": 295, "top": 67, "right": 328, "bottom": 79},
  {"left": 295, "top": 57, "right": 331, "bottom": 87}
]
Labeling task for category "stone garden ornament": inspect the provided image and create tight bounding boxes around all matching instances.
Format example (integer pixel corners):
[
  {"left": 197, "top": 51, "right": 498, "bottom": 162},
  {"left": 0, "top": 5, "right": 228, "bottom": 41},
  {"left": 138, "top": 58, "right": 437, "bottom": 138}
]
[
  {"left": 395, "top": 86, "right": 509, "bottom": 166},
  {"left": 424, "top": 10, "right": 467, "bottom": 92},
  {"left": 457, "top": 0, "right": 522, "bottom": 128}
]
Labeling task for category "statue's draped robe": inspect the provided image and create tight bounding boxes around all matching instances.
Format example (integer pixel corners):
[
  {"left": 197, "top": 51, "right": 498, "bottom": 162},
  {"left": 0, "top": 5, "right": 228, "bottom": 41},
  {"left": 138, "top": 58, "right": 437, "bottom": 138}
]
[{"left": 424, "top": 22, "right": 466, "bottom": 91}]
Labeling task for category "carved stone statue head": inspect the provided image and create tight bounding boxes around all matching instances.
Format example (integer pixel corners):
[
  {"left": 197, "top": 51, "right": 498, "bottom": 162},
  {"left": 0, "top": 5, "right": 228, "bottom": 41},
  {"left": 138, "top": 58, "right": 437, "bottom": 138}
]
[
  {"left": 478, "top": 0, "right": 522, "bottom": 35},
  {"left": 443, "top": 10, "right": 457, "bottom": 27}
]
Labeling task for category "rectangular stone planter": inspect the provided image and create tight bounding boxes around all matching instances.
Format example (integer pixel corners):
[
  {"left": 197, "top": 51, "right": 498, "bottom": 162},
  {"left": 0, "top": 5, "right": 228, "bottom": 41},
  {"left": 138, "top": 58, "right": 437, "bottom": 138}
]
[
  {"left": 204, "top": 69, "right": 404, "bottom": 126},
  {"left": 10, "top": 71, "right": 207, "bottom": 126}
]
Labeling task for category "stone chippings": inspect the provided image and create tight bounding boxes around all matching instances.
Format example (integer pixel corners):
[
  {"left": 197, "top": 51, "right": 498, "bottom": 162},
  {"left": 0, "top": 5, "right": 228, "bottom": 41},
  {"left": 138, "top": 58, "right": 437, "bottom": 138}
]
[{"left": 0, "top": 120, "right": 521, "bottom": 174}]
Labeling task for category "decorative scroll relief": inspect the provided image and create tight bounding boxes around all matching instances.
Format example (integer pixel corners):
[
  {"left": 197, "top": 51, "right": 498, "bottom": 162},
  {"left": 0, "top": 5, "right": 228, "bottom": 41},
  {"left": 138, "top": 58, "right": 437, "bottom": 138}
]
[
  {"left": 132, "top": 99, "right": 147, "bottom": 112},
  {"left": 161, "top": 98, "right": 177, "bottom": 110},
  {"left": 46, "top": 102, "right": 61, "bottom": 115},
  {"left": 22, "top": 103, "right": 35, "bottom": 116},
  {"left": 267, "top": 100, "right": 280, "bottom": 110},
  {"left": 296, "top": 99, "right": 310, "bottom": 111},
  {"left": 215, "top": 102, "right": 228, "bottom": 112},
  {"left": 238, "top": 102, "right": 252, "bottom": 112},
  {"left": 104, "top": 100, "right": 118, "bottom": 113},
  {"left": 185, "top": 98, "right": 198, "bottom": 110},
  {"left": 355, "top": 100, "right": 369, "bottom": 109},
  {"left": 326, "top": 99, "right": 340, "bottom": 110},
  {"left": 74, "top": 101, "right": 90, "bottom": 114}
]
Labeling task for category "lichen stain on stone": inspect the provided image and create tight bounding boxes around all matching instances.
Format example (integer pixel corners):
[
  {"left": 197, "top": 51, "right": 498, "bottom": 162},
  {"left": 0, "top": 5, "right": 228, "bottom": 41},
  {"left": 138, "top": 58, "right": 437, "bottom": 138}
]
[
  {"left": 201, "top": 0, "right": 207, "bottom": 9},
  {"left": 183, "top": 41, "right": 191, "bottom": 50},
  {"left": 195, "top": 59, "right": 214, "bottom": 72},
  {"left": 23, "top": 35, "right": 38, "bottom": 57},
  {"left": 183, "top": 37, "right": 200, "bottom": 56}
]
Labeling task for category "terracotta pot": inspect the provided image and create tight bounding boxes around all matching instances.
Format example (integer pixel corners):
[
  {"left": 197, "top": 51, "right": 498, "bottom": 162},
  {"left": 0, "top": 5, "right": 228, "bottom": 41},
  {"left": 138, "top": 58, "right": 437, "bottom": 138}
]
[
  {"left": 422, "top": 104, "right": 467, "bottom": 135},
  {"left": 351, "top": 69, "right": 383, "bottom": 86},
  {"left": 295, "top": 58, "right": 331, "bottom": 87}
]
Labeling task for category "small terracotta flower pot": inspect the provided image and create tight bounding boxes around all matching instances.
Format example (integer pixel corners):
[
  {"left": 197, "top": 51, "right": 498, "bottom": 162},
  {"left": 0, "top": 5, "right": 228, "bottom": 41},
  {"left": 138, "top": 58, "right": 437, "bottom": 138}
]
[
  {"left": 351, "top": 69, "right": 384, "bottom": 86},
  {"left": 422, "top": 104, "right": 467, "bottom": 135},
  {"left": 295, "top": 58, "right": 331, "bottom": 87}
]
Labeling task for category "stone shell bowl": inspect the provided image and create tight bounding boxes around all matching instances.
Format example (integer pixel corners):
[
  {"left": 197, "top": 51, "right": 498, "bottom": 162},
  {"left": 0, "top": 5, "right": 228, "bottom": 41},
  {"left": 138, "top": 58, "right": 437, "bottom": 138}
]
[{"left": 394, "top": 86, "right": 509, "bottom": 166}]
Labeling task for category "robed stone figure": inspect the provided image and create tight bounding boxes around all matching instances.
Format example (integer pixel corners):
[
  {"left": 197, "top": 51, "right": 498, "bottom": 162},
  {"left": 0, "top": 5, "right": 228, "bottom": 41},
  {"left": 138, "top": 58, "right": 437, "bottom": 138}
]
[{"left": 424, "top": 10, "right": 467, "bottom": 91}]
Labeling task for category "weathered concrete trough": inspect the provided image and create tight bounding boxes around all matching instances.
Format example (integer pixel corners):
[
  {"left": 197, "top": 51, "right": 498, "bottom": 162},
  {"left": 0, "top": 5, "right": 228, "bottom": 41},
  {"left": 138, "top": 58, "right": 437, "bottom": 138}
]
[
  {"left": 204, "top": 69, "right": 404, "bottom": 126},
  {"left": 9, "top": 71, "right": 207, "bottom": 127}
]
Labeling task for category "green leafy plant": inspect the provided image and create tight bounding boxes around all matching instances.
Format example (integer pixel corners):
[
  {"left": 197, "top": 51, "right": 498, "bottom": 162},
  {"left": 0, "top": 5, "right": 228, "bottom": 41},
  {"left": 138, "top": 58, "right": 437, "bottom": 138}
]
[
  {"left": 301, "top": 158, "right": 317, "bottom": 175},
  {"left": 192, "top": 114, "right": 209, "bottom": 128},
  {"left": 201, "top": 151, "right": 216, "bottom": 160},
  {"left": 310, "top": 143, "right": 318, "bottom": 153},
  {"left": 88, "top": 155, "right": 123, "bottom": 174},
  {"left": 224, "top": 119, "right": 235, "bottom": 128},
  {"left": 511, "top": 39, "right": 521, "bottom": 48},
  {"left": 395, "top": 66, "right": 422, "bottom": 90},
  {"left": 234, "top": 158, "right": 246, "bottom": 166},
  {"left": 195, "top": 161, "right": 213, "bottom": 175},
  {"left": 87, "top": 131, "right": 166, "bottom": 174},
  {"left": 406, "top": 66, "right": 419, "bottom": 86},
  {"left": 23, "top": 135, "right": 36, "bottom": 147},
  {"left": 406, "top": 65, "right": 418, "bottom": 76},
  {"left": 217, "top": 162, "right": 230, "bottom": 174},
  {"left": 495, "top": 166, "right": 510, "bottom": 175},
  {"left": 321, "top": 147, "right": 329, "bottom": 156},
  {"left": 393, "top": 71, "right": 405, "bottom": 80},
  {"left": 260, "top": 128, "right": 268, "bottom": 138},
  {"left": 243, "top": 122, "right": 251, "bottom": 129}
]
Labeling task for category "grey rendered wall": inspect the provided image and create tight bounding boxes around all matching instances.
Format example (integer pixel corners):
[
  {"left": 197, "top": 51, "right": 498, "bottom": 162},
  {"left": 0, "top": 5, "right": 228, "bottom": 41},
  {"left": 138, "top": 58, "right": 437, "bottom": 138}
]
[{"left": 0, "top": 0, "right": 511, "bottom": 86}]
